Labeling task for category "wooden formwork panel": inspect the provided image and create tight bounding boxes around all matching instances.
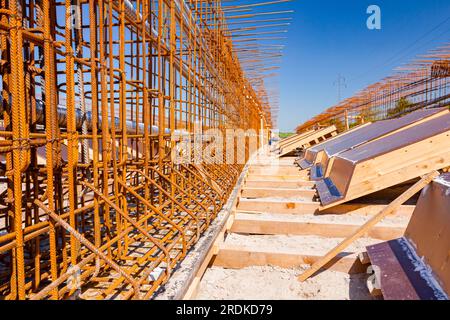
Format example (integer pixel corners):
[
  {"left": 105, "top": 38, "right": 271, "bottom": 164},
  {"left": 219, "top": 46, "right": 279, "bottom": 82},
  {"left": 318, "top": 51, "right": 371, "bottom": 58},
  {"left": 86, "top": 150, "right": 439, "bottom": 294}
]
[
  {"left": 317, "top": 112, "right": 450, "bottom": 208},
  {"left": 297, "top": 122, "right": 372, "bottom": 169},
  {"left": 278, "top": 131, "right": 312, "bottom": 148},
  {"left": 300, "top": 108, "right": 448, "bottom": 174},
  {"left": 404, "top": 174, "right": 450, "bottom": 295},
  {"left": 366, "top": 175, "right": 450, "bottom": 300},
  {"left": 279, "top": 126, "right": 337, "bottom": 157},
  {"left": 277, "top": 130, "right": 316, "bottom": 151}
]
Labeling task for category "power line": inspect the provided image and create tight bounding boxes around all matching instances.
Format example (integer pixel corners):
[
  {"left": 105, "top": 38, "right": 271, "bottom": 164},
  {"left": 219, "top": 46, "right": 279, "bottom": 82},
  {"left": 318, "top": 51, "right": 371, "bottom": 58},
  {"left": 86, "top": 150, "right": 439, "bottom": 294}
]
[{"left": 349, "top": 16, "right": 450, "bottom": 82}]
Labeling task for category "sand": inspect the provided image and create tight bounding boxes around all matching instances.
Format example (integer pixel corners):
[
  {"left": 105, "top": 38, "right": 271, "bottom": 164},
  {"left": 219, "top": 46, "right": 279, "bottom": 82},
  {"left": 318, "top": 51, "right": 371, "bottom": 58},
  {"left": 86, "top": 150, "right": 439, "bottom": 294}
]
[
  {"left": 235, "top": 211, "right": 411, "bottom": 228},
  {"left": 196, "top": 265, "right": 377, "bottom": 300},
  {"left": 193, "top": 208, "right": 407, "bottom": 300},
  {"left": 194, "top": 232, "right": 384, "bottom": 300},
  {"left": 225, "top": 233, "right": 381, "bottom": 256}
]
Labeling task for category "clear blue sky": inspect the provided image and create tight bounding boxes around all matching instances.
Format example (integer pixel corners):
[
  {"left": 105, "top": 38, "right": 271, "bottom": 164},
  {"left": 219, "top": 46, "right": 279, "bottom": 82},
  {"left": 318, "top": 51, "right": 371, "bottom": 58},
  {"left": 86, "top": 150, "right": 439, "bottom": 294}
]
[{"left": 272, "top": 0, "right": 450, "bottom": 131}]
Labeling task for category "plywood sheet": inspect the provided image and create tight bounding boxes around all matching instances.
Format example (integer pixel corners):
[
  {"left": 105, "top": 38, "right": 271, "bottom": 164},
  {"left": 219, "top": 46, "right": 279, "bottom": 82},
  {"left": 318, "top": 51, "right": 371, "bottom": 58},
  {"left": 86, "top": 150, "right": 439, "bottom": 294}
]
[
  {"left": 339, "top": 111, "right": 450, "bottom": 163},
  {"left": 324, "top": 108, "right": 447, "bottom": 160},
  {"left": 404, "top": 174, "right": 450, "bottom": 295},
  {"left": 318, "top": 112, "right": 450, "bottom": 208},
  {"left": 366, "top": 238, "right": 447, "bottom": 300}
]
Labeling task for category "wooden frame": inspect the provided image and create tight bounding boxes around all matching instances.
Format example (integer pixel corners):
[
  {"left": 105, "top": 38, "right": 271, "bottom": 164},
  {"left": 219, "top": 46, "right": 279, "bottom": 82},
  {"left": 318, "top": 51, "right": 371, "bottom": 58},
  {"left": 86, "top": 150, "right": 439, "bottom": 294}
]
[
  {"left": 317, "top": 112, "right": 450, "bottom": 209},
  {"left": 278, "top": 131, "right": 312, "bottom": 149},
  {"left": 299, "top": 108, "right": 449, "bottom": 178},
  {"left": 299, "top": 172, "right": 437, "bottom": 282},
  {"left": 365, "top": 174, "right": 450, "bottom": 299},
  {"left": 297, "top": 122, "right": 372, "bottom": 169},
  {"left": 278, "top": 125, "right": 337, "bottom": 157},
  {"left": 177, "top": 157, "right": 420, "bottom": 299},
  {"left": 231, "top": 213, "right": 405, "bottom": 241}
]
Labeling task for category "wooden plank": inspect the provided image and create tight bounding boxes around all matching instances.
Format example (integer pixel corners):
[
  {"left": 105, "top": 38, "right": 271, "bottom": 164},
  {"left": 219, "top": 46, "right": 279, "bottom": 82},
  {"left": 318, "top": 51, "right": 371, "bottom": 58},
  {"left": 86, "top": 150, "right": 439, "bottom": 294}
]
[
  {"left": 320, "top": 114, "right": 450, "bottom": 209},
  {"left": 237, "top": 199, "right": 321, "bottom": 214},
  {"left": 246, "top": 174, "right": 309, "bottom": 181},
  {"left": 249, "top": 166, "right": 304, "bottom": 176},
  {"left": 182, "top": 221, "right": 230, "bottom": 300},
  {"left": 250, "top": 162, "right": 296, "bottom": 167},
  {"left": 403, "top": 174, "right": 450, "bottom": 294},
  {"left": 366, "top": 239, "right": 419, "bottom": 300},
  {"left": 366, "top": 238, "right": 448, "bottom": 300},
  {"left": 244, "top": 180, "right": 316, "bottom": 189},
  {"left": 241, "top": 187, "right": 316, "bottom": 199},
  {"left": 298, "top": 171, "right": 438, "bottom": 282},
  {"left": 278, "top": 132, "right": 312, "bottom": 148},
  {"left": 279, "top": 126, "right": 337, "bottom": 157},
  {"left": 309, "top": 109, "right": 448, "bottom": 178},
  {"left": 238, "top": 199, "right": 415, "bottom": 217},
  {"left": 237, "top": 199, "right": 415, "bottom": 217},
  {"left": 358, "top": 252, "right": 370, "bottom": 265},
  {"left": 231, "top": 215, "right": 405, "bottom": 241},
  {"left": 278, "top": 131, "right": 317, "bottom": 148},
  {"left": 320, "top": 203, "right": 415, "bottom": 217},
  {"left": 214, "top": 245, "right": 366, "bottom": 274}
]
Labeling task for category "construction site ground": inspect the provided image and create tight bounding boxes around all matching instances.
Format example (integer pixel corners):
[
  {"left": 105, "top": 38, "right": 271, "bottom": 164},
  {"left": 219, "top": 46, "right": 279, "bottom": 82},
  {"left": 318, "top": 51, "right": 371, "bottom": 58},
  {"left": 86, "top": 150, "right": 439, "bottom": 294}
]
[{"left": 192, "top": 154, "right": 412, "bottom": 300}]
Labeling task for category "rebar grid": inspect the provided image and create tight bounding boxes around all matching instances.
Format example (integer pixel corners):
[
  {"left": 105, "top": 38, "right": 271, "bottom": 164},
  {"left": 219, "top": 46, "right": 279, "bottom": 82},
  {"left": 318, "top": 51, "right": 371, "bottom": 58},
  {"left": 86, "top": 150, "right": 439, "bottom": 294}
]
[
  {"left": 296, "top": 45, "right": 450, "bottom": 133},
  {"left": 0, "top": 0, "right": 271, "bottom": 300}
]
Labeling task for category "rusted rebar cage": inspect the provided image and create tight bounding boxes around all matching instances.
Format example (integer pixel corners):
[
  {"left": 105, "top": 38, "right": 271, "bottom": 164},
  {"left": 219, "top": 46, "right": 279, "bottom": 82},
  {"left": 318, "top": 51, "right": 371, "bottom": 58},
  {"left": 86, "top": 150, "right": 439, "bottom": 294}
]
[
  {"left": 296, "top": 45, "right": 450, "bottom": 133},
  {"left": 0, "top": 0, "right": 272, "bottom": 299}
]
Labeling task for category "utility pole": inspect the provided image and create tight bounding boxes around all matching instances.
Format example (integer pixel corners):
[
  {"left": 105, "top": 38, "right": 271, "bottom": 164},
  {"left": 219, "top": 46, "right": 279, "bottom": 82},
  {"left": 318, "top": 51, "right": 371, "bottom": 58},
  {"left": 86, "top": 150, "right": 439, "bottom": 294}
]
[
  {"left": 334, "top": 74, "right": 349, "bottom": 130},
  {"left": 333, "top": 73, "right": 347, "bottom": 103}
]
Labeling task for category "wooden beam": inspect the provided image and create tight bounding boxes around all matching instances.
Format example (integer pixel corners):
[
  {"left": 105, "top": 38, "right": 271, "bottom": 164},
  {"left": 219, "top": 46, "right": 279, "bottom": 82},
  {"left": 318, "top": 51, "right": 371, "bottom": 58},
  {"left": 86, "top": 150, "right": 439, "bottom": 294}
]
[
  {"left": 237, "top": 199, "right": 415, "bottom": 216},
  {"left": 279, "top": 126, "right": 337, "bottom": 157},
  {"left": 244, "top": 180, "right": 316, "bottom": 189},
  {"left": 358, "top": 251, "right": 370, "bottom": 265},
  {"left": 249, "top": 166, "right": 304, "bottom": 176},
  {"left": 278, "top": 133, "right": 308, "bottom": 148},
  {"left": 250, "top": 162, "right": 296, "bottom": 167},
  {"left": 231, "top": 214, "right": 406, "bottom": 241},
  {"left": 214, "top": 245, "right": 366, "bottom": 274},
  {"left": 298, "top": 171, "right": 438, "bottom": 282},
  {"left": 237, "top": 199, "right": 321, "bottom": 214},
  {"left": 320, "top": 203, "right": 415, "bottom": 217},
  {"left": 245, "top": 174, "right": 309, "bottom": 181},
  {"left": 241, "top": 187, "right": 316, "bottom": 199},
  {"left": 319, "top": 124, "right": 450, "bottom": 209}
]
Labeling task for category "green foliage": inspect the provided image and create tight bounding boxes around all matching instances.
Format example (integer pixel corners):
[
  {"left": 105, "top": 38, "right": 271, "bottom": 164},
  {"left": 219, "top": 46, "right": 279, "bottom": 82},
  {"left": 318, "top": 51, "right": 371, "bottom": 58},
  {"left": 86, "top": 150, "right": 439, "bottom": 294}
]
[
  {"left": 328, "top": 118, "right": 346, "bottom": 132},
  {"left": 279, "top": 132, "right": 295, "bottom": 139},
  {"left": 387, "top": 97, "right": 414, "bottom": 118},
  {"left": 358, "top": 108, "right": 377, "bottom": 123},
  {"left": 349, "top": 122, "right": 360, "bottom": 129}
]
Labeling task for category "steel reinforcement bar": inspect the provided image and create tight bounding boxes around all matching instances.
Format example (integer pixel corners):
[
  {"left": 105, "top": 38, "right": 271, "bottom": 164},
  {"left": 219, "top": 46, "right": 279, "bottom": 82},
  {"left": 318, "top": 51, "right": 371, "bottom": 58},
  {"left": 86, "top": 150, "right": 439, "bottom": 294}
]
[
  {"left": 0, "top": 0, "right": 271, "bottom": 300},
  {"left": 296, "top": 45, "right": 450, "bottom": 133}
]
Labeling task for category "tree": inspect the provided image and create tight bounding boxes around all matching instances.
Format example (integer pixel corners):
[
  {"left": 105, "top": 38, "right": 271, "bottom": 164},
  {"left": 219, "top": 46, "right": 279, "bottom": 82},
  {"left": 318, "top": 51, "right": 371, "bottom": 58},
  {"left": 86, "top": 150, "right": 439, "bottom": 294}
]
[
  {"left": 358, "top": 107, "right": 377, "bottom": 123},
  {"left": 328, "top": 117, "right": 346, "bottom": 132},
  {"left": 387, "top": 97, "right": 413, "bottom": 118}
]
